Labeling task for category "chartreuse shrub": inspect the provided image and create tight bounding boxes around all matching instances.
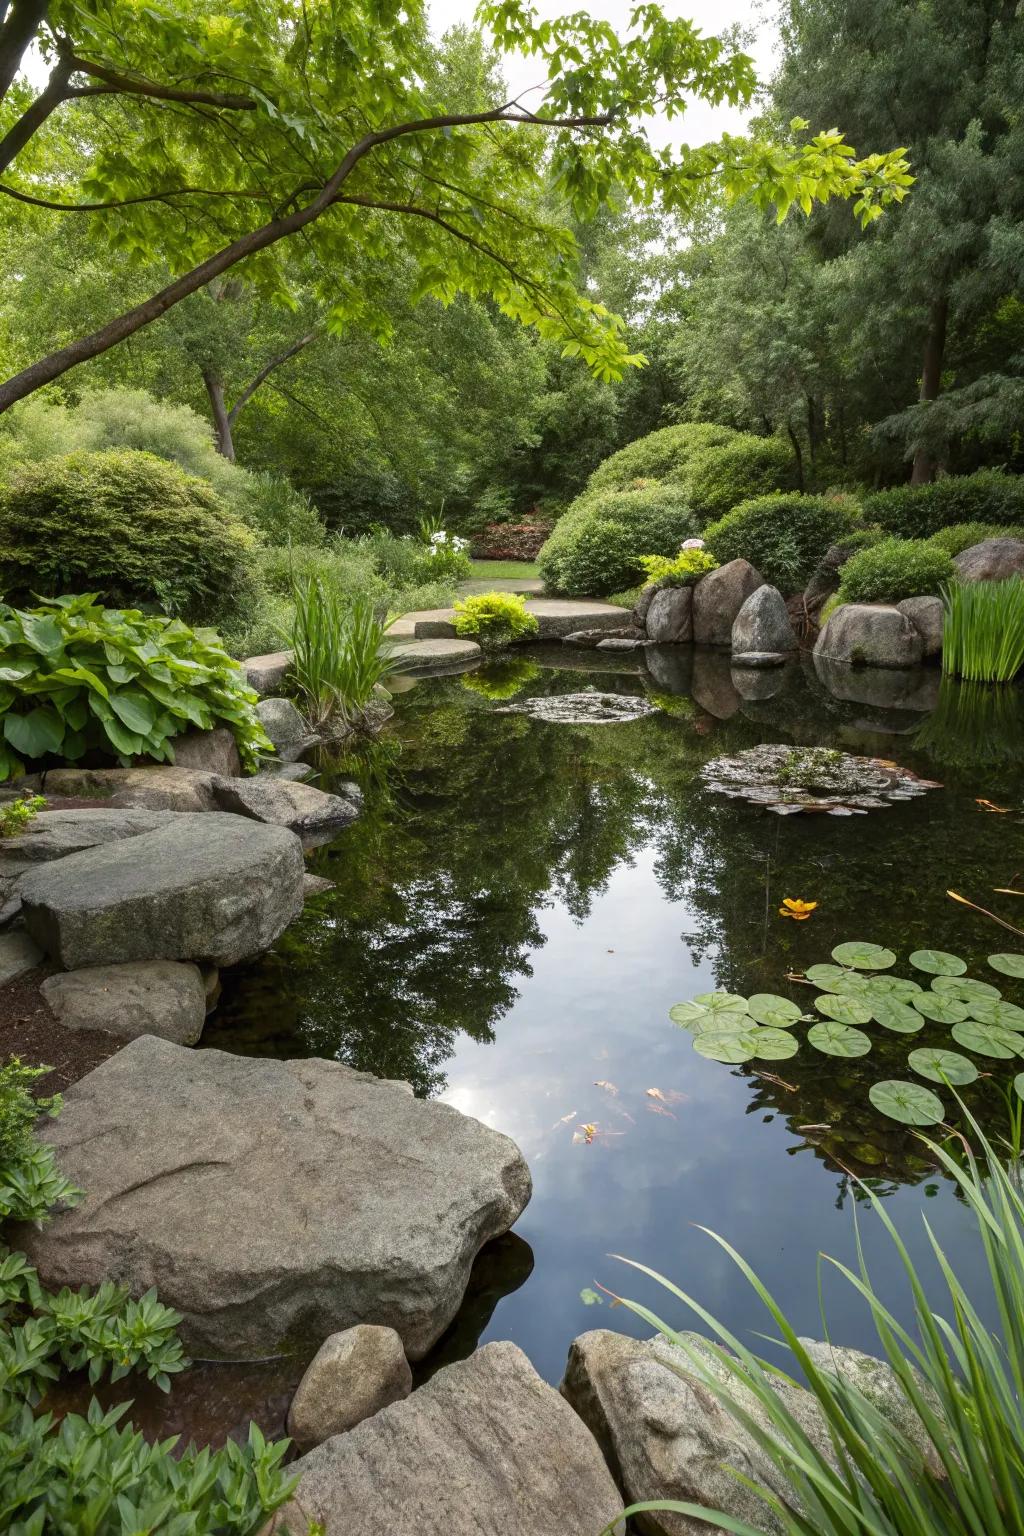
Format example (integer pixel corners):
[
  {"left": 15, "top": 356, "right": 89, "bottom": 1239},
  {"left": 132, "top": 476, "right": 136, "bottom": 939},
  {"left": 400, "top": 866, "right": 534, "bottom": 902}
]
[
  {"left": 681, "top": 434, "right": 796, "bottom": 522},
  {"left": 0, "top": 450, "right": 258, "bottom": 625},
  {"left": 836, "top": 538, "right": 954, "bottom": 604},
  {"left": 929, "top": 522, "right": 1023, "bottom": 557},
  {"left": 0, "top": 1058, "right": 297, "bottom": 1534},
  {"left": 453, "top": 591, "right": 540, "bottom": 650},
  {"left": 538, "top": 483, "right": 699, "bottom": 597},
  {"left": 638, "top": 548, "right": 718, "bottom": 587},
  {"left": 943, "top": 579, "right": 1024, "bottom": 683},
  {"left": 863, "top": 470, "right": 1024, "bottom": 540},
  {"left": 0, "top": 595, "right": 272, "bottom": 781},
  {"left": 586, "top": 422, "right": 738, "bottom": 492},
  {"left": 605, "top": 1107, "right": 1024, "bottom": 1536},
  {"left": 0, "top": 794, "right": 44, "bottom": 839},
  {"left": 703, "top": 494, "right": 858, "bottom": 591}
]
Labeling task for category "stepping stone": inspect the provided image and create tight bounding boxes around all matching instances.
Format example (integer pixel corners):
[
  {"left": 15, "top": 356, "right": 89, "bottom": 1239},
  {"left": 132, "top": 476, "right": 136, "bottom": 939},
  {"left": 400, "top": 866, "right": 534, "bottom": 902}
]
[
  {"left": 391, "top": 638, "right": 482, "bottom": 674},
  {"left": 41, "top": 961, "right": 207, "bottom": 1045},
  {"left": 409, "top": 600, "right": 629, "bottom": 642},
  {"left": 0, "top": 931, "right": 42, "bottom": 986},
  {"left": 16, "top": 1038, "right": 533, "bottom": 1360},
  {"left": 18, "top": 813, "right": 304, "bottom": 969},
  {"left": 212, "top": 776, "right": 361, "bottom": 847}
]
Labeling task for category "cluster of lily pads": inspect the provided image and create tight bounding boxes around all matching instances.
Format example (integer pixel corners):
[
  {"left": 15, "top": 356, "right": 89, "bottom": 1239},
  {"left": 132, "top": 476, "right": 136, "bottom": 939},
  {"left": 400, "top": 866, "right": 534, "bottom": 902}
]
[{"left": 671, "top": 941, "right": 1024, "bottom": 1126}]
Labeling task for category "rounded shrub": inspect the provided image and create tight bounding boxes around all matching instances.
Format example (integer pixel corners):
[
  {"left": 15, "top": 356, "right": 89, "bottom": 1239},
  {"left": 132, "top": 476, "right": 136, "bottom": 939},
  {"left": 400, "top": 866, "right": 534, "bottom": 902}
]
[
  {"left": 702, "top": 493, "right": 858, "bottom": 592},
  {"left": 0, "top": 450, "right": 256, "bottom": 624},
  {"left": 863, "top": 471, "right": 1024, "bottom": 539},
  {"left": 537, "top": 483, "right": 699, "bottom": 597},
  {"left": 587, "top": 422, "right": 738, "bottom": 492},
  {"left": 681, "top": 435, "right": 797, "bottom": 522},
  {"left": 836, "top": 537, "right": 955, "bottom": 605},
  {"left": 928, "top": 522, "right": 1024, "bottom": 557}
]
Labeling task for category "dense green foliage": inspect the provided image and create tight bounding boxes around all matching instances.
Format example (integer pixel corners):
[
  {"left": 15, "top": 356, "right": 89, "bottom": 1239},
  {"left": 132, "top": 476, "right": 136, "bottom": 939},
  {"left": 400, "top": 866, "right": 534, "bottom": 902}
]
[
  {"left": 929, "top": 523, "right": 1024, "bottom": 557},
  {"left": 538, "top": 483, "right": 698, "bottom": 596},
  {"left": 703, "top": 493, "right": 857, "bottom": 591},
  {"left": 638, "top": 549, "right": 718, "bottom": 587},
  {"left": 943, "top": 579, "right": 1024, "bottom": 683},
  {"left": 0, "top": 450, "right": 256, "bottom": 624},
  {"left": 290, "top": 582, "right": 396, "bottom": 729},
  {"left": 453, "top": 592, "right": 540, "bottom": 649},
  {"left": 864, "top": 472, "right": 1024, "bottom": 539},
  {"left": 681, "top": 435, "right": 797, "bottom": 523},
  {"left": 0, "top": 595, "right": 272, "bottom": 780},
  {"left": 836, "top": 538, "right": 955, "bottom": 604},
  {"left": 587, "top": 423, "right": 738, "bottom": 492}
]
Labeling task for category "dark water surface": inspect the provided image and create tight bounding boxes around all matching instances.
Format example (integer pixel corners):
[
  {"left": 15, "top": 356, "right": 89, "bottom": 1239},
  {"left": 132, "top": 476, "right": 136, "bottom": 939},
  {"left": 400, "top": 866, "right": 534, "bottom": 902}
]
[{"left": 207, "top": 648, "right": 1024, "bottom": 1395}]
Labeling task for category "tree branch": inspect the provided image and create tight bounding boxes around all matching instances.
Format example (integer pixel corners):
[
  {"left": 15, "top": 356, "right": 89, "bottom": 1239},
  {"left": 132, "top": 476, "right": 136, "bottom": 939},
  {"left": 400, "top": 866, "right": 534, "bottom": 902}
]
[
  {"left": 0, "top": 52, "right": 70, "bottom": 174},
  {"left": 228, "top": 330, "right": 318, "bottom": 423},
  {"left": 0, "top": 180, "right": 273, "bottom": 210},
  {"left": 64, "top": 52, "right": 258, "bottom": 109}
]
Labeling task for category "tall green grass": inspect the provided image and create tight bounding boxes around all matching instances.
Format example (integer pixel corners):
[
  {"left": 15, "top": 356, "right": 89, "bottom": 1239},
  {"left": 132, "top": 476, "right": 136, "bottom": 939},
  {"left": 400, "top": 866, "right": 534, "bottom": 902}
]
[
  {"left": 604, "top": 1108, "right": 1024, "bottom": 1536},
  {"left": 942, "top": 578, "right": 1024, "bottom": 683},
  {"left": 290, "top": 576, "right": 396, "bottom": 730}
]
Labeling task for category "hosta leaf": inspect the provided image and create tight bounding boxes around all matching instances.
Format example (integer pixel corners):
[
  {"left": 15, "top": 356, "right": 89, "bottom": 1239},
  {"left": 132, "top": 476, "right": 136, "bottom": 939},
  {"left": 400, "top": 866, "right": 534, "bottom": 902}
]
[
  {"left": 869, "top": 1079, "right": 945, "bottom": 1126},
  {"left": 988, "top": 954, "right": 1024, "bottom": 979},
  {"left": 99, "top": 717, "right": 145, "bottom": 758},
  {"left": 747, "top": 994, "right": 802, "bottom": 1028},
  {"left": 951, "top": 1021, "right": 1022, "bottom": 1059},
  {"left": 808, "top": 1021, "right": 872, "bottom": 1058},
  {"left": 3, "top": 707, "right": 65, "bottom": 758},
  {"left": 870, "top": 998, "right": 924, "bottom": 1034},
  {"left": 968, "top": 997, "right": 1024, "bottom": 1031},
  {"left": 749, "top": 1027, "right": 799, "bottom": 1060},
  {"left": 815, "top": 993, "right": 872, "bottom": 1026},
  {"left": 909, "top": 949, "right": 967, "bottom": 976},
  {"left": 109, "top": 689, "right": 158, "bottom": 737},
  {"left": 907, "top": 1048, "right": 978, "bottom": 1086},
  {"left": 694, "top": 992, "right": 749, "bottom": 1017},
  {"left": 805, "top": 964, "right": 867, "bottom": 993},
  {"left": 19, "top": 614, "right": 64, "bottom": 658},
  {"left": 911, "top": 993, "right": 970, "bottom": 1024},
  {"left": 832, "top": 942, "right": 897, "bottom": 971},
  {"left": 1015, "top": 1073, "right": 1024, "bottom": 1103},
  {"left": 693, "top": 1031, "right": 756, "bottom": 1064},
  {"left": 932, "top": 976, "right": 1001, "bottom": 1004}
]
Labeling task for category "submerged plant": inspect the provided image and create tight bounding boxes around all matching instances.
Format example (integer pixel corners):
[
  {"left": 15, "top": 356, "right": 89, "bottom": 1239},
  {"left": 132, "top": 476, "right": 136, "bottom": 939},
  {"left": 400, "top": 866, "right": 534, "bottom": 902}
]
[
  {"left": 290, "top": 577, "right": 397, "bottom": 731},
  {"left": 604, "top": 1108, "right": 1024, "bottom": 1536},
  {"left": 941, "top": 578, "right": 1024, "bottom": 684}
]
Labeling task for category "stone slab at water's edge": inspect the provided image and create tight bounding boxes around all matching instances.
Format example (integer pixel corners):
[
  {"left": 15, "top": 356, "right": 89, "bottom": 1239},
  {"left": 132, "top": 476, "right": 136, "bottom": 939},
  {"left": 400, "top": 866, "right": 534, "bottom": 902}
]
[
  {"left": 244, "top": 651, "right": 293, "bottom": 696},
  {"left": 692, "top": 559, "right": 764, "bottom": 646},
  {"left": 15, "top": 1038, "right": 533, "bottom": 1360},
  {"left": 211, "top": 774, "right": 362, "bottom": 844},
  {"left": 731, "top": 584, "right": 797, "bottom": 656},
  {"left": 0, "top": 808, "right": 178, "bottom": 925},
  {"left": 389, "top": 637, "right": 482, "bottom": 674},
  {"left": 40, "top": 961, "right": 207, "bottom": 1045},
  {"left": 814, "top": 604, "right": 924, "bottom": 669},
  {"left": 411, "top": 598, "right": 626, "bottom": 641},
  {"left": 42, "top": 766, "right": 220, "bottom": 813},
  {"left": 286, "top": 1324, "right": 413, "bottom": 1452}
]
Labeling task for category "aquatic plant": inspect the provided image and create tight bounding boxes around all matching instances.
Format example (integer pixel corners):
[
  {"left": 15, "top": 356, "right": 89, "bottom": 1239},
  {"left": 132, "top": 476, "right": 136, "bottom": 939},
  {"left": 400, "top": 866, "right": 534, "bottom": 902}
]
[
  {"left": 941, "top": 578, "right": 1024, "bottom": 684},
  {"left": 453, "top": 591, "right": 540, "bottom": 650},
  {"left": 913, "top": 677, "right": 1024, "bottom": 769},
  {"left": 605, "top": 1109, "right": 1024, "bottom": 1536},
  {"left": 290, "top": 578, "right": 397, "bottom": 730}
]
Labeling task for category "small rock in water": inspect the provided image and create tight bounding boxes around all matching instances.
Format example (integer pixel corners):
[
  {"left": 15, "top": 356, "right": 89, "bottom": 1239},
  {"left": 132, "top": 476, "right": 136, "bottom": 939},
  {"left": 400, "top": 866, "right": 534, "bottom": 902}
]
[
  {"left": 595, "top": 637, "right": 643, "bottom": 652},
  {"left": 496, "top": 692, "right": 657, "bottom": 725},
  {"left": 701, "top": 743, "right": 941, "bottom": 815},
  {"left": 287, "top": 1325, "right": 412, "bottom": 1452},
  {"left": 730, "top": 651, "right": 788, "bottom": 669}
]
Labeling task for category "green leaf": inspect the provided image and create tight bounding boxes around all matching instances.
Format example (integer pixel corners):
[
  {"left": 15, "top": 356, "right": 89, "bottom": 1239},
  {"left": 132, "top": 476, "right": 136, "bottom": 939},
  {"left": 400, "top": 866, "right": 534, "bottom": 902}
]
[
  {"left": 869, "top": 998, "right": 924, "bottom": 1035},
  {"left": 3, "top": 707, "right": 65, "bottom": 758},
  {"left": 746, "top": 994, "right": 802, "bottom": 1027},
  {"left": 988, "top": 954, "right": 1024, "bottom": 979},
  {"left": 19, "top": 614, "right": 64, "bottom": 657},
  {"left": 109, "top": 689, "right": 158, "bottom": 736},
  {"left": 669, "top": 1002, "right": 710, "bottom": 1028},
  {"left": 1014, "top": 1073, "right": 1024, "bottom": 1103},
  {"left": 693, "top": 1030, "right": 756, "bottom": 1064},
  {"left": 815, "top": 993, "right": 872, "bottom": 1026},
  {"left": 749, "top": 1027, "right": 799, "bottom": 1060},
  {"left": 869, "top": 1079, "right": 945, "bottom": 1126},
  {"left": 951, "top": 1021, "right": 1023, "bottom": 1060},
  {"left": 932, "top": 976, "right": 1001, "bottom": 1004},
  {"left": 808, "top": 1021, "right": 871, "bottom": 1058},
  {"left": 909, "top": 949, "right": 967, "bottom": 976},
  {"left": 968, "top": 997, "right": 1024, "bottom": 1031},
  {"left": 805, "top": 963, "right": 867, "bottom": 993},
  {"left": 831, "top": 942, "right": 896, "bottom": 970},
  {"left": 907, "top": 1048, "right": 978, "bottom": 1086},
  {"left": 693, "top": 991, "right": 749, "bottom": 1016},
  {"left": 863, "top": 976, "right": 922, "bottom": 1000},
  {"left": 911, "top": 993, "right": 970, "bottom": 1024}
]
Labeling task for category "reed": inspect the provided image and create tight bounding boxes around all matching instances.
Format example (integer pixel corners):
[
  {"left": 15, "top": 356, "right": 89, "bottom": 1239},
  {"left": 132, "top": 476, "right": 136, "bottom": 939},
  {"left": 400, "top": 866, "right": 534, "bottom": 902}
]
[
  {"left": 290, "top": 576, "right": 396, "bottom": 729},
  {"left": 942, "top": 577, "right": 1024, "bottom": 683}
]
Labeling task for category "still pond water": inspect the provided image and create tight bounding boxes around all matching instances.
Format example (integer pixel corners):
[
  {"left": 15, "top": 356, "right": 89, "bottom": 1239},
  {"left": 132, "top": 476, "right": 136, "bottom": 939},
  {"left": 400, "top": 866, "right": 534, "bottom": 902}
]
[{"left": 210, "top": 645, "right": 1024, "bottom": 1391}]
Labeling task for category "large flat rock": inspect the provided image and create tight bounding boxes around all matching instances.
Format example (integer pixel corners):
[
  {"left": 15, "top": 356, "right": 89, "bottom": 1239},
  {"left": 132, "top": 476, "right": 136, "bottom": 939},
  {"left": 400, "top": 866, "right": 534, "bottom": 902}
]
[
  {"left": 412, "top": 599, "right": 626, "bottom": 642},
  {"left": 16, "top": 1039, "right": 532, "bottom": 1360},
  {"left": 43, "top": 767, "right": 220, "bottom": 812},
  {"left": 0, "top": 808, "right": 176, "bottom": 925},
  {"left": 40, "top": 961, "right": 207, "bottom": 1044},
  {"left": 265, "top": 1342, "right": 623, "bottom": 1536},
  {"left": 18, "top": 813, "right": 304, "bottom": 968},
  {"left": 390, "top": 638, "right": 483, "bottom": 674}
]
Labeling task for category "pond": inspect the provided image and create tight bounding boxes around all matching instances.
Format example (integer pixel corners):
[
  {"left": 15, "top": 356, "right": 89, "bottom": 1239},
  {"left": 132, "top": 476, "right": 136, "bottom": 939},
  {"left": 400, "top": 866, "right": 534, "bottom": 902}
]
[{"left": 207, "top": 646, "right": 1024, "bottom": 1399}]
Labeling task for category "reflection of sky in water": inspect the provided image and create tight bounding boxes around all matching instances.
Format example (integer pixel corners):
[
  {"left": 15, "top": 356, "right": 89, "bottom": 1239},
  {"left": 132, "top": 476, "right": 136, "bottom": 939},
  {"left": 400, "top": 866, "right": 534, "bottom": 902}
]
[{"left": 440, "top": 846, "right": 988, "bottom": 1383}]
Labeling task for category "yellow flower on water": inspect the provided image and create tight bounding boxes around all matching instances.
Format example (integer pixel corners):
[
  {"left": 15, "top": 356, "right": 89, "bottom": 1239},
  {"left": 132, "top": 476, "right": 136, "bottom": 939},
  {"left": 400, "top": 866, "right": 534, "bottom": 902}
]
[{"left": 779, "top": 897, "right": 818, "bottom": 921}]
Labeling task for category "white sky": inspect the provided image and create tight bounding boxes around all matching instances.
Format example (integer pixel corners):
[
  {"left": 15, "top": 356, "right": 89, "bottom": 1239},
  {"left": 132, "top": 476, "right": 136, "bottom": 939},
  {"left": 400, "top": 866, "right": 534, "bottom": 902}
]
[{"left": 429, "top": 0, "right": 780, "bottom": 145}]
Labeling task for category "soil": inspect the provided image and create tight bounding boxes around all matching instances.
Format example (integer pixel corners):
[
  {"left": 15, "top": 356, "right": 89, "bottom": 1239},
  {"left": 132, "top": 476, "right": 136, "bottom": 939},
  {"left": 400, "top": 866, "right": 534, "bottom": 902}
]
[{"left": 0, "top": 967, "right": 120, "bottom": 1093}]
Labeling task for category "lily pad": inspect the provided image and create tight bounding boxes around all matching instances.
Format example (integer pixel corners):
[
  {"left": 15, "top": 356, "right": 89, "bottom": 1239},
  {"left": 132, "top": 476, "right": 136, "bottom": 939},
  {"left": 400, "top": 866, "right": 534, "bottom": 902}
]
[
  {"left": 864, "top": 976, "right": 922, "bottom": 1000},
  {"left": 932, "top": 976, "right": 1001, "bottom": 1004},
  {"left": 805, "top": 963, "right": 867, "bottom": 993},
  {"left": 869, "top": 1079, "right": 945, "bottom": 1126},
  {"left": 747, "top": 994, "right": 802, "bottom": 1028},
  {"left": 694, "top": 991, "right": 750, "bottom": 1016},
  {"left": 815, "top": 993, "right": 873, "bottom": 1026},
  {"left": 693, "top": 1031, "right": 756, "bottom": 1064},
  {"left": 909, "top": 949, "right": 967, "bottom": 977},
  {"left": 832, "top": 942, "right": 897, "bottom": 971},
  {"left": 911, "top": 993, "right": 970, "bottom": 1024},
  {"left": 967, "top": 997, "right": 1024, "bottom": 1031},
  {"left": 988, "top": 954, "right": 1024, "bottom": 979},
  {"left": 749, "top": 1027, "right": 800, "bottom": 1060},
  {"left": 808, "top": 1021, "right": 872, "bottom": 1058},
  {"left": 870, "top": 997, "right": 924, "bottom": 1034},
  {"left": 907, "top": 1048, "right": 978, "bottom": 1086},
  {"left": 951, "top": 1021, "right": 1022, "bottom": 1059},
  {"left": 670, "top": 1002, "right": 712, "bottom": 1028}
]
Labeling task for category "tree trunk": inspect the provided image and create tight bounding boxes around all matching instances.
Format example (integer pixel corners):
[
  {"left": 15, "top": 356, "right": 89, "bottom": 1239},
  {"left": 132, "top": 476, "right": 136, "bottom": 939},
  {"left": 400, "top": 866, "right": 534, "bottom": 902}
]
[
  {"left": 0, "top": 0, "right": 46, "bottom": 105},
  {"left": 910, "top": 294, "right": 949, "bottom": 485},
  {"left": 203, "top": 369, "right": 235, "bottom": 461},
  {"left": 787, "top": 423, "right": 805, "bottom": 492}
]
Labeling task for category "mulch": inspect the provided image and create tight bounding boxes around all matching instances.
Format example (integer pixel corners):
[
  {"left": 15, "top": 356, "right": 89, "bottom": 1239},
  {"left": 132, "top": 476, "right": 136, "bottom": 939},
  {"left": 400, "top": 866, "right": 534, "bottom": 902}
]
[{"left": 0, "top": 967, "right": 120, "bottom": 1093}]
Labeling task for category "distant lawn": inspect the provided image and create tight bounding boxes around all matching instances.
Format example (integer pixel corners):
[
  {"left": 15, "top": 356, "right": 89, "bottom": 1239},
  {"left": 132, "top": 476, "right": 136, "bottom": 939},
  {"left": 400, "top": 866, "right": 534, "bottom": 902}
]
[{"left": 467, "top": 559, "right": 540, "bottom": 579}]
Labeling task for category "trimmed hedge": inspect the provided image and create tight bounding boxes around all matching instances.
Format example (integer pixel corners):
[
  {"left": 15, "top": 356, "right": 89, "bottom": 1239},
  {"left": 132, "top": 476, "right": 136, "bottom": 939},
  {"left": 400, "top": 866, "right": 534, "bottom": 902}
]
[
  {"left": 587, "top": 422, "right": 738, "bottom": 492},
  {"left": 682, "top": 435, "right": 797, "bottom": 522},
  {"left": 836, "top": 537, "right": 955, "bottom": 604},
  {"left": 537, "top": 482, "right": 699, "bottom": 597},
  {"left": 928, "top": 522, "right": 1024, "bottom": 557},
  {"left": 863, "top": 471, "right": 1024, "bottom": 539},
  {"left": 702, "top": 493, "right": 858, "bottom": 591},
  {"left": 0, "top": 450, "right": 256, "bottom": 624}
]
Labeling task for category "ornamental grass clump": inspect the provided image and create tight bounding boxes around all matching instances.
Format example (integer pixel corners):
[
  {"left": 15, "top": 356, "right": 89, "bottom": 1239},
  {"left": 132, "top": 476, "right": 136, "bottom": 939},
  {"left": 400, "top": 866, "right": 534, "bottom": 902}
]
[
  {"left": 604, "top": 1108, "right": 1024, "bottom": 1536},
  {"left": 942, "top": 578, "right": 1024, "bottom": 684},
  {"left": 290, "top": 577, "right": 397, "bottom": 730},
  {"left": 453, "top": 591, "right": 540, "bottom": 650}
]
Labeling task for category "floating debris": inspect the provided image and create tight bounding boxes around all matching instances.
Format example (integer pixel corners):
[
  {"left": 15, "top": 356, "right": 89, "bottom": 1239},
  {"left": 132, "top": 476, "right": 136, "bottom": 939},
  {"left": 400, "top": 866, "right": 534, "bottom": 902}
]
[
  {"left": 701, "top": 744, "right": 941, "bottom": 816},
  {"left": 495, "top": 691, "right": 657, "bottom": 725}
]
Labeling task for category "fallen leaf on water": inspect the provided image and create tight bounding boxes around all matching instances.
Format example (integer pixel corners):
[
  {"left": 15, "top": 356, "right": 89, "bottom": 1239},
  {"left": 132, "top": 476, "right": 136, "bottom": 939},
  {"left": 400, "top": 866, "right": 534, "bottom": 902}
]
[
  {"left": 780, "top": 897, "right": 818, "bottom": 921},
  {"left": 607, "top": 1103, "right": 636, "bottom": 1125},
  {"left": 948, "top": 889, "right": 1024, "bottom": 939},
  {"left": 977, "top": 798, "right": 1011, "bottom": 814},
  {"left": 994, "top": 888, "right": 1024, "bottom": 897},
  {"left": 754, "top": 1071, "right": 798, "bottom": 1093},
  {"left": 552, "top": 1110, "right": 576, "bottom": 1130},
  {"left": 594, "top": 1080, "right": 618, "bottom": 1096},
  {"left": 800, "top": 1123, "right": 832, "bottom": 1133},
  {"left": 579, "top": 1287, "right": 603, "bottom": 1306},
  {"left": 646, "top": 1087, "right": 686, "bottom": 1105},
  {"left": 573, "top": 1122, "right": 599, "bottom": 1144},
  {"left": 645, "top": 1101, "right": 676, "bottom": 1119},
  {"left": 607, "top": 949, "right": 615, "bottom": 953}
]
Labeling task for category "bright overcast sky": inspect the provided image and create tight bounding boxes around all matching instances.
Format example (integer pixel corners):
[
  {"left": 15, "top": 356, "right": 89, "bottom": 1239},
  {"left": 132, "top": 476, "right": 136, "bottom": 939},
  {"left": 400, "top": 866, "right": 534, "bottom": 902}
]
[{"left": 428, "top": 0, "right": 780, "bottom": 146}]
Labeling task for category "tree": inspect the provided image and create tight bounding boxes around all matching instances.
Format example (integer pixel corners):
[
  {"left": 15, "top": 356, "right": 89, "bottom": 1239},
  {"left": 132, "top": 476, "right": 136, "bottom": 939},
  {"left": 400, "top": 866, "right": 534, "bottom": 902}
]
[{"left": 0, "top": 0, "right": 911, "bottom": 412}]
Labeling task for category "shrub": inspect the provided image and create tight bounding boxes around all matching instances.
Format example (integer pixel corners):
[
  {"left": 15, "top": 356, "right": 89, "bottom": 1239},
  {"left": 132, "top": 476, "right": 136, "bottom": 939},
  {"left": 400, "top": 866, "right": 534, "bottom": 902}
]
[
  {"left": 0, "top": 1057, "right": 80, "bottom": 1222},
  {"left": 863, "top": 470, "right": 1024, "bottom": 539},
  {"left": 639, "top": 548, "right": 719, "bottom": 586},
  {"left": 0, "top": 595, "right": 273, "bottom": 780},
  {"left": 587, "top": 423, "right": 738, "bottom": 492},
  {"left": 837, "top": 538, "right": 955, "bottom": 604},
  {"left": 453, "top": 591, "right": 539, "bottom": 649},
  {"left": 538, "top": 483, "right": 699, "bottom": 597},
  {"left": 421, "top": 529, "right": 473, "bottom": 582},
  {"left": 681, "top": 434, "right": 797, "bottom": 522},
  {"left": 703, "top": 493, "right": 858, "bottom": 590},
  {"left": 290, "top": 582, "right": 397, "bottom": 729},
  {"left": 0, "top": 793, "right": 44, "bottom": 838},
  {"left": 929, "top": 521, "right": 1024, "bottom": 557},
  {"left": 942, "top": 578, "right": 1024, "bottom": 683},
  {"left": 0, "top": 450, "right": 257, "bottom": 624},
  {"left": 242, "top": 469, "right": 326, "bottom": 545}
]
